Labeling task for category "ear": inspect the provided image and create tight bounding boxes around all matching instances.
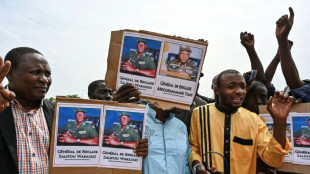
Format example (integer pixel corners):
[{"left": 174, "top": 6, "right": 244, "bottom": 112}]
[
  {"left": 215, "top": 86, "right": 220, "bottom": 96},
  {"left": 6, "top": 70, "right": 14, "bottom": 82}
]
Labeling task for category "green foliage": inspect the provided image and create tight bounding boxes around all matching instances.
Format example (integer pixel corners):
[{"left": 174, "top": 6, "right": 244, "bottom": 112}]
[
  {"left": 45, "top": 94, "right": 80, "bottom": 105},
  {"left": 66, "top": 94, "right": 81, "bottom": 98}
]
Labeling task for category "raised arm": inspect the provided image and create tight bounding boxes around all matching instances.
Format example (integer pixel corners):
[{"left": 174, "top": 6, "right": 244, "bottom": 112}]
[
  {"left": 264, "top": 40, "right": 293, "bottom": 88},
  {"left": 267, "top": 90, "right": 293, "bottom": 148},
  {"left": 0, "top": 56, "right": 15, "bottom": 112},
  {"left": 240, "top": 32, "right": 265, "bottom": 82},
  {"left": 276, "top": 7, "right": 305, "bottom": 89}
]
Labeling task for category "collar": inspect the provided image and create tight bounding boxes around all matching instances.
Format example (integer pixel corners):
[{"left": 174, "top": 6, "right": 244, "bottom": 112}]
[{"left": 215, "top": 101, "right": 239, "bottom": 115}]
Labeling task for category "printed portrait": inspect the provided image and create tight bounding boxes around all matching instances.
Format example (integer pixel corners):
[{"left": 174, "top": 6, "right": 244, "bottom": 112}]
[
  {"left": 120, "top": 36, "right": 161, "bottom": 78},
  {"left": 57, "top": 107, "right": 101, "bottom": 146},
  {"left": 103, "top": 110, "right": 144, "bottom": 149}
]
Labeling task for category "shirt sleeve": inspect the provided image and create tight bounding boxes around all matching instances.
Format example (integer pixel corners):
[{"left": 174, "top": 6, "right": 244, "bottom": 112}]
[
  {"left": 147, "top": 57, "right": 156, "bottom": 70},
  {"left": 58, "top": 123, "right": 68, "bottom": 133},
  {"left": 189, "top": 107, "right": 203, "bottom": 171},
  {"left": 88, "top": 126, "right": 99, "bottom": 138},
  {"left": 132, "top": 131, "right": 141, "bottom": 142},
  {"left": 291, "top": 82, "right": 310, "bottom": 102},
  {"left": 257, "top": 118, "right": 291, "bottom": 167}
]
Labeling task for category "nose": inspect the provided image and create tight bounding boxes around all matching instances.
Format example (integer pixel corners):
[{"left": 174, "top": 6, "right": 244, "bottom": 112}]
[
  {"left": 235, "top": 86, "right": 245, "bottom": 95},
  {"left": 39, "top": 74, "right": 48, "bottom": 83}
]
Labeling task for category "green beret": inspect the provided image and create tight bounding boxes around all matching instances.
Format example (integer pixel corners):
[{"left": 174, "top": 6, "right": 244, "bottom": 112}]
[
  {"left": 137, "top": 38, "right": 147, "bottom": 44},
  {"left": 120, "top": 112, "right": 130, "bottom": 117},
  {"left": 75, "top": 109, "right": 86, "bottom": 113}
]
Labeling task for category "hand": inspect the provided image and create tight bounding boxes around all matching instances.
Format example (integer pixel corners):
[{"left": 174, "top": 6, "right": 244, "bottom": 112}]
[
  {"left": 276, "top": 7, "right": 294, "bottom": 41},
  {"left": 240, "top": 31, "right": 255, "bottom": 49},
  {"left": 133, "top": 138, "right": 148, "bottom": 158},
  {"left": 0, "top": 57, "right": 15, "bottom": 112},
  {"left": 121, "top": 60, "right": 136, "bottom": 72},
  {"left": 294, "top": 136, "right": 310, "bottom": 146},
  {"left": 104, "top": 134, "right": 120, "bottom": 145},
  {"left": 113, "top": 83, "right": 141, "bottom": 103},
  {"left": 267, "top": 90, "right": 293, "bottom": 121},
  {"left": 58, "top": 132, "right": 76, "bottom": 143},
  {"left": 196, "top": 166, "right": 216, "bottom": 174}
]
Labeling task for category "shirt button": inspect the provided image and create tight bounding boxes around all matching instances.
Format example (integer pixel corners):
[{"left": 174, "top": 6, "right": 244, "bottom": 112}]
[
  {"left": 226, "top": 128, "right": 229, "bottom": 131},
  {"left": 226, "top": 115, "right": 229, "bottom": 118},
  {"left": 225, "top": 151, "right": 228, "bottom": 154},
  {"left": 32, "top": 153, "right": 35, "bottom": 157},
  {"left": 225, "top": 140, "right": 229, "bottom": 143}
]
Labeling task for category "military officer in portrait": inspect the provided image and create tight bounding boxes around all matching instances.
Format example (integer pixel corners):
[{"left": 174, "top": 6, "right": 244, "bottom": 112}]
[
  {"left": 167, "top": 45, "right": 198, "bottom": 81},
  {"left": 104, "top": 112, "right": 141, "bottom": 149},
  {"left": 121, "top": 38, "right": 156, "bottom": 78},
  {"left": 294, "top": 117, "right": 310, "bottom": 147},
  {"left": 58, "top": 109, "right": 99, "bottom": 145}
]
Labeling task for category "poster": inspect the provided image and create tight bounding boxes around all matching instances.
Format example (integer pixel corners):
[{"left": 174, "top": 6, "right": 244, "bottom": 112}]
[
  {"left": 260, "top": 114, "right": 292, "bottom": 162},
  {"left": 116, "top": 32, "right": 207, "bottom": 105},
  {"left": 291, "top": 113, "right": 310, "bottom": 165},
  {"left": 99, "top": 106, "right": 146, "bottom": 170},
  {"left": 53, "top": 103, "right": 103, "bottom": 167}
]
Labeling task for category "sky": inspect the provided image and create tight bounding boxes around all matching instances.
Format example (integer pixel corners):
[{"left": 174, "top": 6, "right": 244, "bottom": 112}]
[{"left": 1, "top": 0, "right": 310, "bottom": 99}]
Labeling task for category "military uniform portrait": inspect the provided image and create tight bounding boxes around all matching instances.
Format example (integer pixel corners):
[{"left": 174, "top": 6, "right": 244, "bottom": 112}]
[
  {"left": 120, "top": 36, "right": 161, "bottom": 78},
  {"left": 159, "top": 42, "right": 203, "bottom": 82},
  {"left": 57, "top": 107, "right": 101, "bottom": 146},
  {"left": 292, "top": 116, "right": 310, "bottom": 147},
  {"left": 103, "top": 110, "right": 144, "bottom": 149}
]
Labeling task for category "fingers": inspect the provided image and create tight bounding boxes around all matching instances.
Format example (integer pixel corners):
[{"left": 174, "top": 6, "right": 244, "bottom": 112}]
[
  {"left": 133, "top": 138, "right": 148, "bottom": 157},
  {"left": 115, "top": 84, "right": 141, "bottom": 103},
  {"left": 116, "top": 84, "right": 135, "bottom": 95},
  {"left": 0, "top": 58, "right": 11, "bottom": 83},
  {"left": 288, "top": 7, "right": 294, "bottom": 25},
  {"left": 2, "top": 89, "right": 15, "bottom": 101}
]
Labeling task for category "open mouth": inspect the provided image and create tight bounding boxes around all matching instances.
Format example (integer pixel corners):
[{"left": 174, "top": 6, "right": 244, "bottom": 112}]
[{"left": 232, "top": 97, "right": 244, "bottom": 104}]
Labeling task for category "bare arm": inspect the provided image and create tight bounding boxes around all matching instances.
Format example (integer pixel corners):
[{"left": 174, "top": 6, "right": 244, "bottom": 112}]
[
  {"left": 240, "top": 32, "right": 265, "bottom": 83},
  {"left": 265, "top": 40, "right": 293, "bottom": 88},
  {"left": 267, "top": 90, "right": 293, "bottom": 148},
  {"left": 276, "top": 7, "right": 305, "bottom": 89},
  {"left": 0, "top": 56, "right": 15, "bottom": 112}
]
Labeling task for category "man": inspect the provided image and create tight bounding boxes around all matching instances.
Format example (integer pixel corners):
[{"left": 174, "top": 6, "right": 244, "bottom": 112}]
[
  {"left": 0, "top": 47, "right": 54, "bottom": 174},
  {"left": 88, "top": 80, "right": 112, "bottom": 101},
  {"left": 167, "top": 45, "right": 198, "bottom": 81},
  {"left": 189, "top": 69, "right": 292, "bottom": 174},
  {"left": 294, "top": 117, "right": 310, "bottom": 146},
  {"left": 121, "top": 38, "right": 156, "bottom": 78},
  {"left": 58, "top": 109, "right": 99, "bottom": 145},
  {"left": 104, "top": 112, "right": 141, "bottom": 149},
  {"left": 143, "top": 103, "right": 191, "bottom": 174}
]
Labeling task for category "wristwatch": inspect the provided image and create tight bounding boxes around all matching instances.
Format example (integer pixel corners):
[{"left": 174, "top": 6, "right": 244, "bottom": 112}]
[
  {"left": 77, "top": 139, "right": 80, "bottom": 143},
  {"left": 136, "top": 68, "right": 139, "bottom": 72},
  {"left": 193, "top": 163, "right": 205, "bottom": 174},
  {"left": 120, "top": 141, "right": 124, "bottom": 146}
]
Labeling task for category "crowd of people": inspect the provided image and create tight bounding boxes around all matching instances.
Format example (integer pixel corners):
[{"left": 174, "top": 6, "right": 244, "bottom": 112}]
[{"left": 0, "top": 6, "right": 309, "bottom": 174}]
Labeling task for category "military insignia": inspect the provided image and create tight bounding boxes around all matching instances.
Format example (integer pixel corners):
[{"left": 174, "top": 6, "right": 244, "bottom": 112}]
[
  {"left": 138, "top": 61, "right": 145, "bottom": 65},
  {"left": 79, "top": 131, "right": 86, "bottom": 134},
  {"left": 123, "top": 134, "right": 130, "bottom": 137},
  {"left": 91, "top": 125, "right": 95, "bottom": 128},
  {"left": 151, "top": 57, "right": 154, "bottom": 61},
  {"left": 135, "top": 129, "right": 138, "bottom": 132}
]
